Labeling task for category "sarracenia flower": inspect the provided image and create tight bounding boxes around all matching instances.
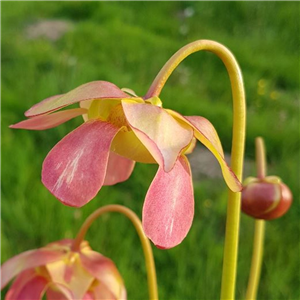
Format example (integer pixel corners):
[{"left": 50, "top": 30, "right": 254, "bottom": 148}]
[
  {"left": 1, "top": 239, "right": 126, "bottom": 300},
  {"left": 11, "top": 81, "right": 242, "bottom": 248}
]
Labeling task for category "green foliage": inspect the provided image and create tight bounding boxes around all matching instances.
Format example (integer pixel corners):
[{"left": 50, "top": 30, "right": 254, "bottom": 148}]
[{"left": 1, "top": 2, "right": 299, "bottom": 299}]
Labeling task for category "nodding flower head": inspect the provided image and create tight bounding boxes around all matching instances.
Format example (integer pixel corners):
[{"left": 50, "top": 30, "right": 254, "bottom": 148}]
[
  {"left": 242, "top": 176, "right": 293, "bottom": 220},
  {"left": 11, "top": 80, "right": 242, "bottom": 249},
  {"left": 1, "top": 239, "right": 126, "bottom": 300}
]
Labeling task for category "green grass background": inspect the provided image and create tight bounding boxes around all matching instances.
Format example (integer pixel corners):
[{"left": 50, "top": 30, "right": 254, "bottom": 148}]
[{"left": 1, "top": 2, "right": 299, "bottom": 300}]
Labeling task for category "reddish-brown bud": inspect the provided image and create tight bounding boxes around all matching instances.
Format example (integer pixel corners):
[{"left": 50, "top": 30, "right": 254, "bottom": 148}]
[{"left": 241, "top": 176, "right": 293, "bottom": 220}]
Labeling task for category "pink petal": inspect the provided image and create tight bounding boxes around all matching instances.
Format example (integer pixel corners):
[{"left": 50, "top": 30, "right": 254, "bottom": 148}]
[
  {"left": 1, "top": 248, "right": 66, "bottom": 289},
  {"left": 46, "top": 289, "right": 70, "bottom": 300},
  {"left": 168, "top": 111, "right": 242, "bottom": 192},
  {"left": 9, "top": 108, "right": 87, "bottom": 130},
  {"left": 25, "top": 81, "right": 129, "bottom": 117},
  {"left": 103, "top": 152, "right": 135, "bottom": 186},
  {"left": 25, "top": 94, "right": 63, "bottom": 116},
  {"left": 83, "top": 292, "right": 95, "bottom": 300},
  {"left": 80, "top": 250, "right": 126, "bottom": 299},
  {"left": 42, "top": 120, "right": 120, "bottom": 207},
  {"left": 5, "top": 269, "right": 35, "bottom": 300},
  {"left": 45, "top": 284, "right": 74, "bottom": 300},
  {"left": 143, "top": 156, "right": 194, "bottom": 249},
  {"left": 122, "top": 101, "right": 193, "bottom": 172},
  {"left": 5, "top": 270, "right": 47, "bottom": 300},
  {"left": 93, "top": 283, "right": 120, "bottom": 300},
  {"left": 185, "top": 116, "right": 224, "bottom": 156}
]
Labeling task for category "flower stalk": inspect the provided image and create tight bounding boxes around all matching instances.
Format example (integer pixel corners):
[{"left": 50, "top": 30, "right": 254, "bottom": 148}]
[
  {"left": 146, "top": 40, "right": 246, "bottom": 300},
  {"left": 246, "top": 220, "right": 265, "bottom": 300},
  {"left": 256, "top": 137, "right": 266, "bottom": 179},
  {"left": 245, "top": 137, "right": 266, "bottom": 300},
  {"left": 72, "top": 204, "right": 158, "bottom": 300}
]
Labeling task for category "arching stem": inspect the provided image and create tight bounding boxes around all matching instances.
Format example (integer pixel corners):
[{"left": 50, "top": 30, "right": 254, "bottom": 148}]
[
  {"left": 245, "top": 137, "right": 266, "bottom": 300},
  {"left": 72, "top": 205, "right": 158, "bottom": 300},
  {"left": 146, "top": 40, "right": 246, "bottom": 300},
  {"left": 256, "top": 137, "right": 266, "bottom": 179}
]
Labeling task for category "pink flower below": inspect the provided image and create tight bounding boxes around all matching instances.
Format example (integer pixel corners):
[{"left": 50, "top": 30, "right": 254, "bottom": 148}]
[{"left": 1, "top": 239, "right": 126, "bottom": 300}]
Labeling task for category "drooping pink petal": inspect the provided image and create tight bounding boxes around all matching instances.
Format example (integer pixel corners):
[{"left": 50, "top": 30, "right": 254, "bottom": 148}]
[
  {"left": 103, "top": 152, "right": 135, "bottom": 186},
  {"left": 167, "top": 110, "right": 242, "bottom": 192},
  {"left": 5, "top": 270, "right": 48, "bottom": 300},
  {"left": 9, "top": 108, "right": 87, "bottom": 130},
  {"left": 25, "top": 81, "right": 129, "bottom": 117},
  {"left": 143, "top": 156, "right": 194, "bottom": 249},
  {"left": 80, "top": 250, "right": 126, "bottom": 299},
  {"left": 185, "top": 116, "right": 224, "bottom": 156},
  {"left": 1, "top": 248, "right": 66, "bottom": 289},
  {"left": 122, "top": 100, "right": 193, "bottom": 172},
  {"left": 42, "top": 120, "right": 120, "bottom": 207}
]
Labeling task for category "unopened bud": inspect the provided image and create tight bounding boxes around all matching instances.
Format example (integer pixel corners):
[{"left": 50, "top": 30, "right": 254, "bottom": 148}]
[{"left": 241, "top": 176, "right": 293, "bottom": 220}]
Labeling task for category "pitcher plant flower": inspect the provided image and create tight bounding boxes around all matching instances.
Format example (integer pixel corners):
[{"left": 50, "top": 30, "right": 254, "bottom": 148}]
[
  {"left": 10, "top": 80, "right": 242, "bottom": 249},
  {"left": 1, "top": 239, "right": 126, "bottom": 300}
]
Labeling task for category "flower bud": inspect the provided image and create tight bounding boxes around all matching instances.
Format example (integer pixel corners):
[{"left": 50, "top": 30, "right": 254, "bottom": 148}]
[{"left": 241, "top": 176, "right": 293, "bottom": 220}]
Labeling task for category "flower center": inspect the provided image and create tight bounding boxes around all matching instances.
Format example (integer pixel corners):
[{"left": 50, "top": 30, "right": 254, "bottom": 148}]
[
  {"left": 107, "top": 104, "right": 129, "bottom": 128},
  {"left": 87, "top": 99, "right": 120, "bottom": 121}
]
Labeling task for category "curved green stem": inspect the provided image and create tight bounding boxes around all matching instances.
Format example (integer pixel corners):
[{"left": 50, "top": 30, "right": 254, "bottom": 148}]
[
  {"left": 146, "top": 40, "right": 246, "bottom": 300},
  {"left": 246, "top": 220, "right": 265, "bottom": 300},
  {"left": 245, "top": 137, "right": 266, "bottom": 300},
  {"left": 72, "top": 205, "right": 158, "bottom": 300},
  {"left": 255, "top": 137, "right": 266, "bottom": 179}
]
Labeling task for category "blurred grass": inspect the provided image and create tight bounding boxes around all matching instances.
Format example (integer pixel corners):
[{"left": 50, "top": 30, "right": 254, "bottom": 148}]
[{"left": 1, "top": 2, "right": 299, "bottom": 300}]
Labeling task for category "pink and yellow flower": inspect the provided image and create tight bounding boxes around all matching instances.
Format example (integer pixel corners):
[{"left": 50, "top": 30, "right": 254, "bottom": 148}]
[
  {"left": 11, "top": 81, "right": 242, "bottom": 248},
  {"left": 1, "top": 239, "right": 126, "bottom": 300}
]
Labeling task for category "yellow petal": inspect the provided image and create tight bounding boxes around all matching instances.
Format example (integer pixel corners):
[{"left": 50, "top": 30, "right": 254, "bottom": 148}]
[{"left": 111, "top": 130, "right": 156, "bottom": 164}]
